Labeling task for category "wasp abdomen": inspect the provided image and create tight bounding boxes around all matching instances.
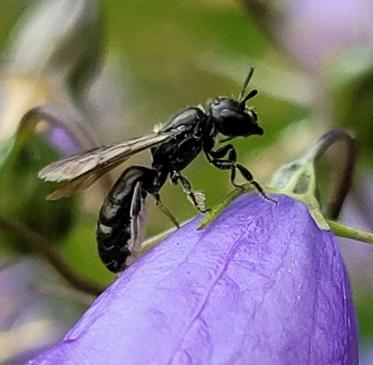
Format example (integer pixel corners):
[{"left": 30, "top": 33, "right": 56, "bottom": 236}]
[{"left": 97, "top": 167, "right": 150, "bottom": 273}]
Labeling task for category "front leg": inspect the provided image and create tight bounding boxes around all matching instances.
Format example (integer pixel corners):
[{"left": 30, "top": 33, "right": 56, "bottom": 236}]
[
  {"left": 205, "top": 143, "right": 274, "bottom": 202},
  {"left": 204, "top": 141, "right": 234, "bottom": 163}
]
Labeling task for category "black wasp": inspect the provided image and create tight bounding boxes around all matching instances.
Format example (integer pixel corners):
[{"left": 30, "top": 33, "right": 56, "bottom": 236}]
[{"left": 39, "top": 67, "right": 270, "bottom": 273}]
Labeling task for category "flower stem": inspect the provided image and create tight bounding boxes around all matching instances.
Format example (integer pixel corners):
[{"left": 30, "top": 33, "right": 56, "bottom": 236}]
[
  {"left": 269, "top": 128, "right": 356, "bottom": 229},
  {"left": 0, "top": 214, "right": 105, "bottom": 296},
  {"left": 303, "top": 128, "right": 356, "bottom": 220},
  {"left": 327, "top": 219, "right": 373, "bottom": 245}
]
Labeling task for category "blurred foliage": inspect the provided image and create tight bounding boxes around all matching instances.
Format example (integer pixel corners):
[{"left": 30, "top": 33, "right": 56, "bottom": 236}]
[
  {"left": 356, "top": 294, "right": 373, "bottom": 338},
  {"left": 331, "top": 67, "right": 373, "bottom": 163},
  {"left": 0, "top": 0, "right": 372, "bottom": 362},
  {"left": 0, "top": 135, "right": 76, "bottom": 253}
]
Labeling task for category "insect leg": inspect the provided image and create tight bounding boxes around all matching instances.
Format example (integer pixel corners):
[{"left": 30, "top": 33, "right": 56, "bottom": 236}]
[
  {"left": 171, "top": 172, "right": 208, "bottom": 213},
  {"left": 207, "top": 144, "right": 235, "bottom": 160},
  {"left": 205, "top": 143, "right": 235, "bottom": 172},
  {"left": 206, "top": 145, "right": 274, "bottom": 201},
  {"left": 234, "top": 164, "right": 276, "bottom": 203},
  {"left": 153, "top": 192, "right": 180, "bottom": 228},
  {"left": 207, "top": 144, "right": 245, "bottom": 185}
]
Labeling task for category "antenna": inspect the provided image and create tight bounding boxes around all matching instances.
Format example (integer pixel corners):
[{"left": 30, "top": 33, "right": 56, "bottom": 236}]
[
  {"left": 239, "top": 66, "right": 254, "bottom": 101},
  {"left": 239, "top": 66, "right": 258, "bottom": 106},
  {"left": 240, "top": 89, "right": 258, "bottom": 105}
]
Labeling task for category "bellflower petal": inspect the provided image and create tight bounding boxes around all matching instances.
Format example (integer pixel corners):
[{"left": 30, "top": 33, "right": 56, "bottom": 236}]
[{"left": 29, "top": 194, "right": 358, "bottom": 365}]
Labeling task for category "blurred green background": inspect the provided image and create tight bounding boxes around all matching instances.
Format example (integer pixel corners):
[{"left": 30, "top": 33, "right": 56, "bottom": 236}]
[{"left": 0, "top": 0, "right": 372, "bottom": 363}]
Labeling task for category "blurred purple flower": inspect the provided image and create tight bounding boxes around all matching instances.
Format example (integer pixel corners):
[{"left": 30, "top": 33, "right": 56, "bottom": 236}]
[
  {"left": 279, "top": 0, "right": 373, "bottom": 72},
  {"left": 43, "top": 127, "right": 82, "bottom": 156},
  {"left": 29, "top": 194, "right": 358, "bottom": 365},
  {"left": 243, "top": 0, "right": 373, "bottom": 74},
  {"left": 0, "top": 259, "right": 85, "bottom": 364}
]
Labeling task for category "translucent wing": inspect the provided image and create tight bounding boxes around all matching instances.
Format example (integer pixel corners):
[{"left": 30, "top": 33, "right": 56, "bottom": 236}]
[{"left": 39, "top": 132, "right": 175, "bottom": 200}]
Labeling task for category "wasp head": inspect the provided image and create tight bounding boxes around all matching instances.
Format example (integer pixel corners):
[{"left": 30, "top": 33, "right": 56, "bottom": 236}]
[
  {"left": 207, "top": 67, "right": 263, "bottom": 138},
  {"left": 208, "top": 96, "right": 263, "bottom": 138}
]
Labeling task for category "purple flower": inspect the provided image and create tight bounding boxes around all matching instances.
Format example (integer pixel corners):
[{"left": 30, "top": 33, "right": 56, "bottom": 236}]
[
  {"left": 243, "top": 0, "right": 373, "bottom": 74},
  {"left": 29, "top": 194, "right": 358, "bottom": 365},
  {"left": 278, "top": 0, "right": 373, "bottom": 72}
]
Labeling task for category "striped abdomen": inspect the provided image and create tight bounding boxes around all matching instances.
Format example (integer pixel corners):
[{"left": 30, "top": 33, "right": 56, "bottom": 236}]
[{"left": 97, "top": 166, "right": 151, "bottom": 273}]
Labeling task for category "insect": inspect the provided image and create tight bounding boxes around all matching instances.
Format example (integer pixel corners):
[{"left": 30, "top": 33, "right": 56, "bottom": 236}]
[{"left": 39, "top": 67, "right": 269, "bottom": 273}]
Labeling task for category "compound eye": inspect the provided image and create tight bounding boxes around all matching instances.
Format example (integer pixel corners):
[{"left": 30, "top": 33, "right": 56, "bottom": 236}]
[{"left": 213, "top": 99, "right": 220, "bottom": 106}]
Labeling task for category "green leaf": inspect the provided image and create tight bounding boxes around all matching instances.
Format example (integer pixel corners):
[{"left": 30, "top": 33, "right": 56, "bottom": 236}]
[{"left": 0, "top": 134, "right": 77, "bottom": 254}]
